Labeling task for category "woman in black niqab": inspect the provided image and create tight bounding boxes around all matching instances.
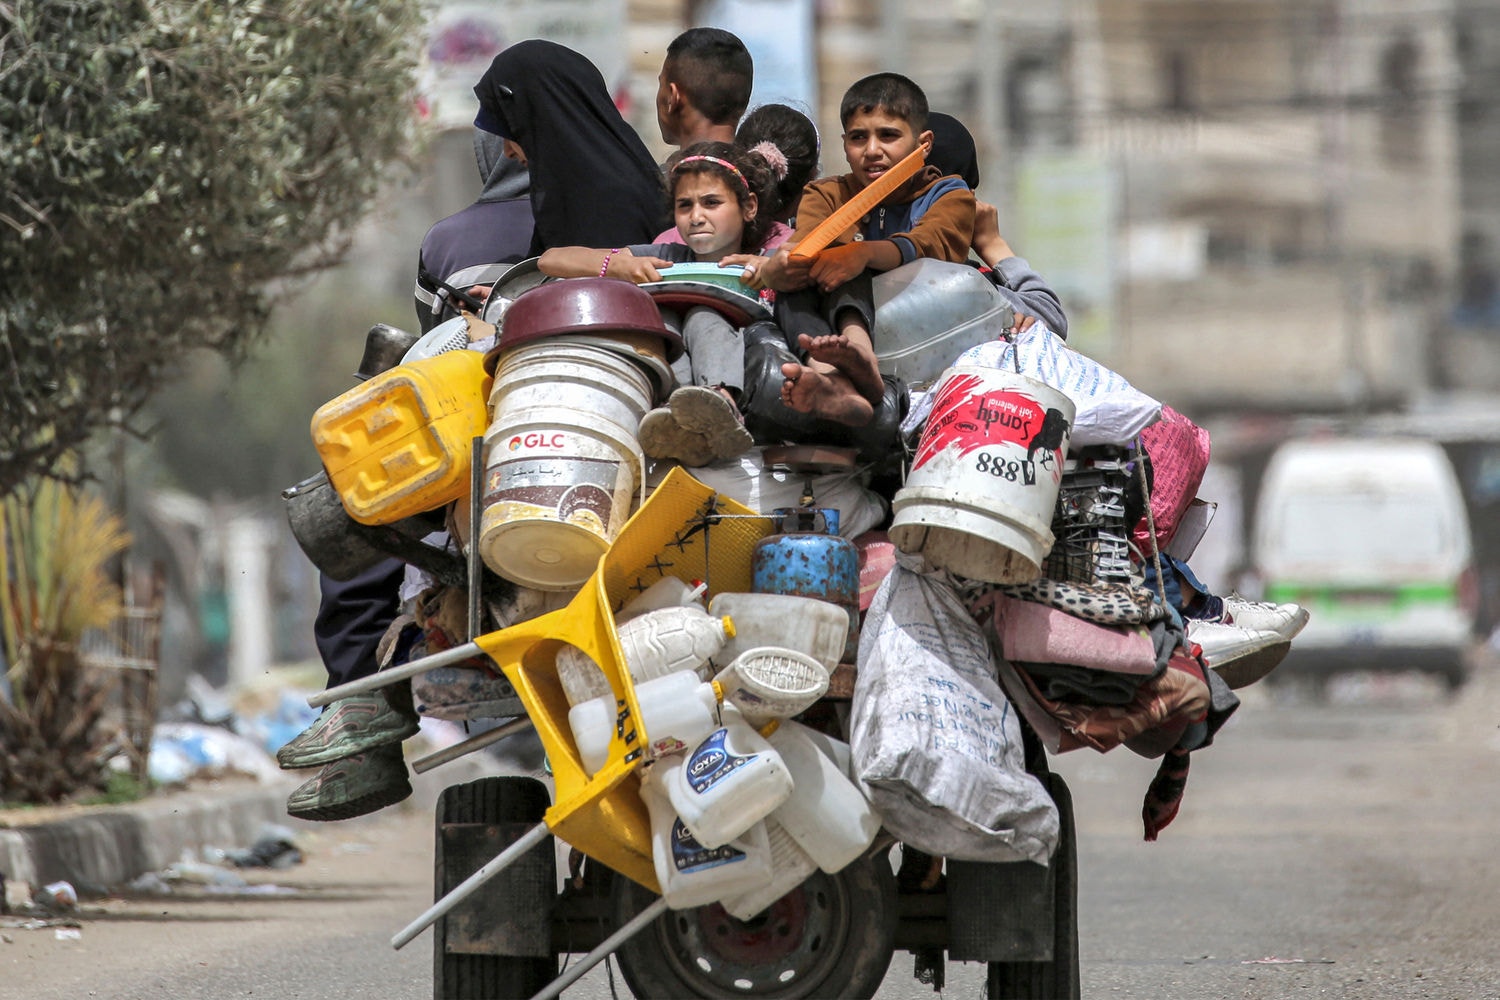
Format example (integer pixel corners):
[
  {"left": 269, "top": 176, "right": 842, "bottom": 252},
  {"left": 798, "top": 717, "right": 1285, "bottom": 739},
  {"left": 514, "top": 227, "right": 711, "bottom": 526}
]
[{"left": 474, "top": 39, "right": 669, "bottom": 255}]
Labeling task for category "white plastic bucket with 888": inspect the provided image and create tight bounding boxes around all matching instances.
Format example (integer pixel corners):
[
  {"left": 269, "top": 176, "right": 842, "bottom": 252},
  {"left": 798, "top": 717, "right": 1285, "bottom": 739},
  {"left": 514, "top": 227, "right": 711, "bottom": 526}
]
[
  {"left": 477, "top": 341, "right": 654, "bottom": 590},
  {"left": 890, "top": 366, "right": 1076, "bottom": 584}
]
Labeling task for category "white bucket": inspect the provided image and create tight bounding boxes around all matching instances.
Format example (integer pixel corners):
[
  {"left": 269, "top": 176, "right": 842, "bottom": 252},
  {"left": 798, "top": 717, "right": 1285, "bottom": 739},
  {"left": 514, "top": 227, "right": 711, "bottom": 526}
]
[
  {"left": 477, "top": 412, "right": 643, "bottom": 590},
  {"left": 890, "top": 366, "right": 1076, "bottom": 584},
  {"left": 477, "top": 341, "right": 655, "bottom": 590},
  {"left": 488, "top": 341, "right": 655, "bottom": 432}
]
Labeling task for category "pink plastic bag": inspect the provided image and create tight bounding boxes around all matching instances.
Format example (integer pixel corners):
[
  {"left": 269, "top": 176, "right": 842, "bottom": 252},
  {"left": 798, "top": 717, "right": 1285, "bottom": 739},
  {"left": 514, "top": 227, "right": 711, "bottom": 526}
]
[{"left": 1132, "top": 405, "right": 1211, "bottom": 555}]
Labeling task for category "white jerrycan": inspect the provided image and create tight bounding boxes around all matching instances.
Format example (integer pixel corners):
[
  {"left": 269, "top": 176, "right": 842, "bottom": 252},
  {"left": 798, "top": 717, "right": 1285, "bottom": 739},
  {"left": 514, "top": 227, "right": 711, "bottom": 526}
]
[
  {"left": 640, "top": 760, "right": 773, "bottom": 910},
  {"left": 720, "top": 819, "right": 819, "bottom": 921},
  {"left": 763, "top": 719, "right": 880, "bottom": 873},
  {"left": 664, "top": 705, "right": 793, "bottom": 849}
]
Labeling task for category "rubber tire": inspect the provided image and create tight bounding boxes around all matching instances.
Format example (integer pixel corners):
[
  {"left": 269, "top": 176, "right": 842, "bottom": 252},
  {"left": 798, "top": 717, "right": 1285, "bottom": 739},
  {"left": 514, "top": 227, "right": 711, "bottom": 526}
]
[
  {"left": 611, "top": 850, "right": 898, "bottom": 999},
  {"left": 433, "top": 776, "right": 557, "bottom": 1000},
  {"left": 987, "top": 773, "right": 1081, "bottom": 1000}
]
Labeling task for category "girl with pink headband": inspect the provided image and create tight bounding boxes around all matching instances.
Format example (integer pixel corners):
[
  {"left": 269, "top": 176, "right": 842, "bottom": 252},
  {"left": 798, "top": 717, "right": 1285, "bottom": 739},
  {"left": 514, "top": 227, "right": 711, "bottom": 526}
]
[{"left": 539, "top": 141, "right": 785, "bottom": 467}]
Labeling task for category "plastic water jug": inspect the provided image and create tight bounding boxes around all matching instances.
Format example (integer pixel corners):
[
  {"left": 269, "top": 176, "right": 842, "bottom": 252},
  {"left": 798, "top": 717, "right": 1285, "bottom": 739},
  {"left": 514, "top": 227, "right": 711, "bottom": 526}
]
[
  {"left": 617, "top": 577, "right": 708, "bottom": 623},
  {"left": 752, "top": 508, "right": 859, "bottom": 663},
  {"left": 721, "top": 819, "right": 819, "bottom": 921},
  {"left": 568, "top": 669, "right": 721, "bottom": 776},
  {"left": 664, "top": 706, "right": 793, "bottom": 849},
  {"left": 640, "top": 762, "right": 774, "bottom": 910},
  {"left": 763, "top": 720, "right": 880, "bottom": 873},
  {"left": 555, "top": 644, "right": 612, "bottom": 706},
  {"left": 618, "top": 606, "right": 735, "bottom": 683},
  {"left": 711, "top": 647, "right": 829, "bottom": 726},
  {"left": 707, "top": 592, "right": 849, "bottom": 672}
]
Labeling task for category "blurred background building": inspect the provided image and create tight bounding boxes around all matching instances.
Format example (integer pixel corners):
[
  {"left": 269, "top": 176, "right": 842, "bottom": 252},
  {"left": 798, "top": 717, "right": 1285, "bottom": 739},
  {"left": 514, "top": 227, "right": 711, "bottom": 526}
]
[{"left": 117, "top": 0, "right": 1500, "bottom": 701}]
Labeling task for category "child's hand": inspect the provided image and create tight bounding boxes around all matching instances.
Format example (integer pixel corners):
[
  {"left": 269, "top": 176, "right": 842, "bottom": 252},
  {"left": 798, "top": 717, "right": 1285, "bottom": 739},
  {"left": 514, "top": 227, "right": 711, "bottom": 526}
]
[
  {"left": 808, "top": 243, "right": 869, "bottom": 292},
  {"left": 728, "top": 249, "right": 808, "bottom": 292},
  {"left": 609, "top": 250, "right": 672, "bottom": 284},
  {"left": 720, "top": 254, "right": 770, "bottom": 289}
]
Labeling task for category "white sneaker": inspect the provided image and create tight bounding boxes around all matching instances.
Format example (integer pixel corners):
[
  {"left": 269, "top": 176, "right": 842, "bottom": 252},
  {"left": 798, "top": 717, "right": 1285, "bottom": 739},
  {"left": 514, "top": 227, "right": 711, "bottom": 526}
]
[
  {"left": 1222, "top": 596, "right": 1310, "bottom": 642},
  {"left": 1185, "top": 620, "right": 1292, "bottom": 690}
]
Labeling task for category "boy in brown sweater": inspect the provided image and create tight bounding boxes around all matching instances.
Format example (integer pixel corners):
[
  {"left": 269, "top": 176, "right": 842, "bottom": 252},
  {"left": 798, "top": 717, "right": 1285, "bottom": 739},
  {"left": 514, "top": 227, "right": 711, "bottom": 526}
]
[{"left": 734, "top": 73, "right": 976, "bottom": 425}]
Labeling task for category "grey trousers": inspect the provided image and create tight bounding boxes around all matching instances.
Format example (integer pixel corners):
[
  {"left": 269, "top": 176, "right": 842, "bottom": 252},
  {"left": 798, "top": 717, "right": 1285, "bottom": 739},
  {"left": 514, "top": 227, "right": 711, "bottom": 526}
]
[{"left": 662, "top": 305, "right": 744, "bottom": 395}]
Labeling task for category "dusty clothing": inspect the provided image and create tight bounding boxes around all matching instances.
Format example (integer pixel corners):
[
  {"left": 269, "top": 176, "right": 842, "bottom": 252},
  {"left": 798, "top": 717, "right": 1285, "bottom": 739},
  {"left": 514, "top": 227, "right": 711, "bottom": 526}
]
[{"left": 788, "top": 165, "right": 976, "bottom": 266}]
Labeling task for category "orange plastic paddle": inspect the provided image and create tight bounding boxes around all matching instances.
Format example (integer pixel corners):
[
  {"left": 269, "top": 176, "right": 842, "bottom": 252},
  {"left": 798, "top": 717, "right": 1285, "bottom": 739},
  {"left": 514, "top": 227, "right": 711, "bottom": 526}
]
[{"left": 789, "top": 143, "right": 929, "bottom": 259}]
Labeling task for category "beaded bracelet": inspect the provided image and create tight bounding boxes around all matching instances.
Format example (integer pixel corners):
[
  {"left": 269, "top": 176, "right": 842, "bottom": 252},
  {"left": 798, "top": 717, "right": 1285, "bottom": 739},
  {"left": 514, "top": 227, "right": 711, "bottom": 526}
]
[{"left": 599, "top": 248, "right": 622, "bottom": 278}]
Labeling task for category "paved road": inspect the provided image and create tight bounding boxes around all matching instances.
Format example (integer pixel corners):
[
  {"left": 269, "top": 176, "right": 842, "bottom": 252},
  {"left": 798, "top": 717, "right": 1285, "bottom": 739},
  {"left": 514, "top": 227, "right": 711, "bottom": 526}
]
[{"left": 6, "top": 663, "right": 1499, "bottom": 1000}]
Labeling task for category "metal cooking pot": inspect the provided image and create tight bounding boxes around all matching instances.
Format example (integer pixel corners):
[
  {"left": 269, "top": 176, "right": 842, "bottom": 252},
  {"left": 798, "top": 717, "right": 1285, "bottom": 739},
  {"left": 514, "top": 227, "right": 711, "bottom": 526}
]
[
  {"left": 872, "top": 259, "right": 1016, "bottom": 389},
  {"left": 496, "top": 276, "right": 684, "bottom": 362},
  {"left": 282, "top": 471, "right": 458, "bottom": 583}
]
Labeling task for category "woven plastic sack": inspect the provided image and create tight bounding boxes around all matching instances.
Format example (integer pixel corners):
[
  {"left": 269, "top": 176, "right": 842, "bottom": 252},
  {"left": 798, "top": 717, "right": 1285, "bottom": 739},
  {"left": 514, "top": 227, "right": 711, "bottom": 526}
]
[
  {"left": 903, "top": 321, "right": 1162, "bottom": 447},
  {"left": 1132, "top": 404, "right": 1211, "bottom": 553},
  {"left": 849, "top": 555, "right": 1059, "bottom": 863}
]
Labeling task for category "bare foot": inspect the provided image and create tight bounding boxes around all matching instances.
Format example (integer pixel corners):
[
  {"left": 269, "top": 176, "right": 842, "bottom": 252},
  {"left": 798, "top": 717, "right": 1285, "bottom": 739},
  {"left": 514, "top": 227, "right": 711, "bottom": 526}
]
[
  {"left": 797, "top": 333, "right": 884, "bottom": 404},
  {"left": 780, "top": 362, "right": 875, "bottom": 426}
]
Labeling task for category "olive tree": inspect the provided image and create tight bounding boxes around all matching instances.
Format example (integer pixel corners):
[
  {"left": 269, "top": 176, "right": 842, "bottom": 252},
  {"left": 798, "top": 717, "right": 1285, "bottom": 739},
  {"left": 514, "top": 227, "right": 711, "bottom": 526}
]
[{"left": 0, "top": 0, "right": 428, "bottom": 496}]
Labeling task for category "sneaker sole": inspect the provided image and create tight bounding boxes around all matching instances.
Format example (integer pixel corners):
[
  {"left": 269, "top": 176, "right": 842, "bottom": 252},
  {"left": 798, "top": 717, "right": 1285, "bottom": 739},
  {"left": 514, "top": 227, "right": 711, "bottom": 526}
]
[
  {"left": 1210, "top": 640, "right": 1292, "bottom": 690},
  {"left": 671, "top": 386, "right": 753, "bottom": 461},
  {"left": 287, "top": 777, "right": 413, "bottom": 822}
]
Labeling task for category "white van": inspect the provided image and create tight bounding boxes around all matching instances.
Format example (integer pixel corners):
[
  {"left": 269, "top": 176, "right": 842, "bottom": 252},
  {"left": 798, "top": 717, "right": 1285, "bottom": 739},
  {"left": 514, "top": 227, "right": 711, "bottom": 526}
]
[{"left": 1250, "top": 436, "right": 1478, "bottom": 686}]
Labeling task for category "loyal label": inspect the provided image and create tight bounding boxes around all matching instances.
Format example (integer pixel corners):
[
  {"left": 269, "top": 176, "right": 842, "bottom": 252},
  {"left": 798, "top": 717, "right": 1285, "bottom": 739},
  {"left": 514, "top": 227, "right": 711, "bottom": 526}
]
[
  {"left": 670, "top": 818, "right": 747, "bottom": 873},
  {"left": 685, "top": 728, "right": 756, "bottom": 795}
]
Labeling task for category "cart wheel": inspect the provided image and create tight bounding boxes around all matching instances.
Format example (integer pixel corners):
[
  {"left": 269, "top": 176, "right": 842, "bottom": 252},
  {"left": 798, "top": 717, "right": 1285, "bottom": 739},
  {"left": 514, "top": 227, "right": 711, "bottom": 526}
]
[
  {"left": 433, "top": 776, "right": 557, "bottom": 1000},
  {"left": 987, "top": 772, "right": 1081, "bottom": 1000},
  {"left": 612, "top": 850, "right": 897, "bottom": 999}
]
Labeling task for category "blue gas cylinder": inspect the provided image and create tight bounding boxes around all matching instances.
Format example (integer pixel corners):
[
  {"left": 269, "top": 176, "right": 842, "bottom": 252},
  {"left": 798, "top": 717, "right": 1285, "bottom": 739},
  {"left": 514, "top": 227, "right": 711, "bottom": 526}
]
[{"left": 751, "top": 507, "right": 860, "bottom": 663}]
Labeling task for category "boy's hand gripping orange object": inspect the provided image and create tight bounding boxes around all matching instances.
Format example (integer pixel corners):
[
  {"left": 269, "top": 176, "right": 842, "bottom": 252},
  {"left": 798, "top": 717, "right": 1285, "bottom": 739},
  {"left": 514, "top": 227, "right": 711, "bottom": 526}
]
[{"left": 789, "top": 143, "right": 930, "bottom": 260}]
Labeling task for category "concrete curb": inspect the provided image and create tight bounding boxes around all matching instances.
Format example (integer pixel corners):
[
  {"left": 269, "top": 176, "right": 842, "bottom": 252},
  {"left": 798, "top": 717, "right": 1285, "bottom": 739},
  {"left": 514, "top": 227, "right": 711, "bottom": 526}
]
[
  {"left": 0, "top": 741, "right": 519, "bottom": 895},
  {"left": 0, "top": 779, "right": 297, "bottom": 893}
]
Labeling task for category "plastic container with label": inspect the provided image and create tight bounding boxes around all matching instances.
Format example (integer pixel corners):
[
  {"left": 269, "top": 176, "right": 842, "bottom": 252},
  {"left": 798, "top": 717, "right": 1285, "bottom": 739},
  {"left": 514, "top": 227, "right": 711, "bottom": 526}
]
[
  {"left": 764, "top": 720, "right": 881, "bottom": 873},
  {"left": 641, "top": 761, "right": 774, "bottom": 911},
  {"left": 664, "top": 706, "right": 793, "bottom": 849}
]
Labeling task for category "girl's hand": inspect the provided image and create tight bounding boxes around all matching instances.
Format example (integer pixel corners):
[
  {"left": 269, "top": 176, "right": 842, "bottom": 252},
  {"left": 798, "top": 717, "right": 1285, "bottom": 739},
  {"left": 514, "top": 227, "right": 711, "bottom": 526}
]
[
  {"left": 720, "top": 254, "right": 770, "bottom": 289},
  {"left": 608, "top": 250, "right": 671, "bottom": 284}
]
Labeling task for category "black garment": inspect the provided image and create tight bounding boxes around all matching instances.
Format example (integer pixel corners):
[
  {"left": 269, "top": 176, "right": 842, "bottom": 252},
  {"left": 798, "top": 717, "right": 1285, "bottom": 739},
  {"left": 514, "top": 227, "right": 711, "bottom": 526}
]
[
  {"left": 414, "top": 133, "right": 535, "bottom": 331},
  {"left": 927, "top": 112, "right": 980, "bottom": 191},
  {"left": 473, "top": 39, "right": 668, "bottom": 253},
  {"left": 314, "top": 559, "right": 404, "bottom": 689}
]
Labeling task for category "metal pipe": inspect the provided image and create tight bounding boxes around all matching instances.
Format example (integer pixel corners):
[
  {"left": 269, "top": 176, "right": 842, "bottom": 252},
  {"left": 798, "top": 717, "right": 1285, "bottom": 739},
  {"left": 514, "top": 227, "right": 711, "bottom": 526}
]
[
  {"left": 391, "top": 821, "right": 552, "bottom": 950},
  {"left": 411, "top": 717, "right": 534, "bottom": 775},
  {"left": 527, "top": 897, "right": 669, "bottom": 1000},
  {"left": 467, "top": 435, "right": 483, "bottom": 641},
  {"left": 308, "top": 640, "right": 485, "bottom": 708}
]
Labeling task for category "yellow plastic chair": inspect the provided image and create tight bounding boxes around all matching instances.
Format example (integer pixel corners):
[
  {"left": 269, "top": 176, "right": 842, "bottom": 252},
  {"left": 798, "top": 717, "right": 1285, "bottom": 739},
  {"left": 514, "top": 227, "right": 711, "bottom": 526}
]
[{"left": 472, "top": 466, "right": 771, "bottom": 891}]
